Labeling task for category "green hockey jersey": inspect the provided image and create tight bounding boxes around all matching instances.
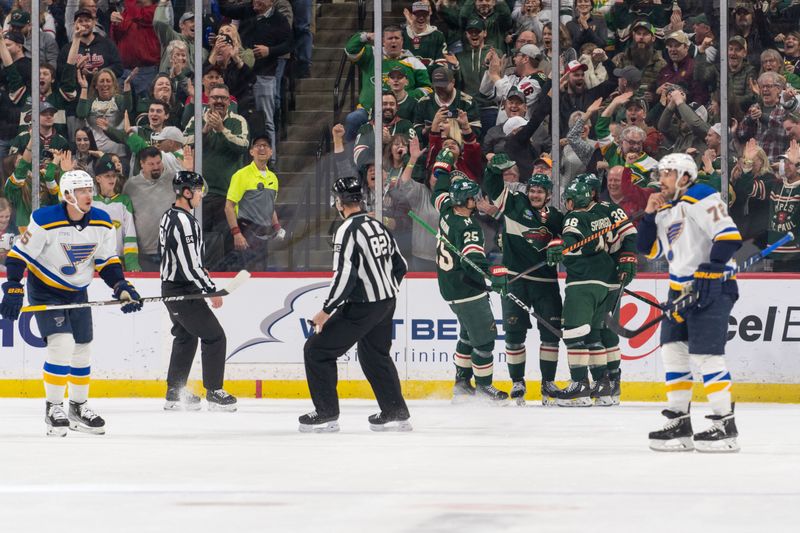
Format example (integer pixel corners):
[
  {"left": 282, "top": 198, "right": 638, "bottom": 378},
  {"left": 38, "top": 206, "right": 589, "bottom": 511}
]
[{"left": 562, "top": 202, "right": 618, "bottom": 287}]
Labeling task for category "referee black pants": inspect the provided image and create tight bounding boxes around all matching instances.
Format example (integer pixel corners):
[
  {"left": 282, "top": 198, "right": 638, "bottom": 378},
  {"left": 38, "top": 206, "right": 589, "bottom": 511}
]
[
  {"left": 303, "top": 299, "right": 408, "bottom": 418},
  {"left": 162, "top": 282, "right": 227, "bottom": 391}
]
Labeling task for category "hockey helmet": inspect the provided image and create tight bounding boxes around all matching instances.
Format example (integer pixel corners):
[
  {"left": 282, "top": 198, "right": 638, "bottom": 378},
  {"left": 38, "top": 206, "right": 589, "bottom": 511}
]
[
  {"left": 332, "top": 176, "right": 363, "bottom": 204},
  {"left": 527, "top": 173, "right": 553, "bottom": 192},
  {"left": 658, "top": 153, "right": 698, "bottom": 183},
  {"left": 576, "top": 172, "right": 602, "bottom": 193},
  {"left": 449, "top": 176, "right": 480, "bottom": 206},
  {"left": 173, "top": 171, "right": 207, "bottom": 196},
  {"left": 59, "top": 169, "right": 95, "bottom": 200},
  {"left": 563, "top": 180, "right": 593, "bottom": 209}
]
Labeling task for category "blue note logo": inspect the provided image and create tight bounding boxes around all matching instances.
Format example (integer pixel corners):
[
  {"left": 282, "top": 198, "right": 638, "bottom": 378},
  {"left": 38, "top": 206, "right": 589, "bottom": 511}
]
[{"left": 60, "top": 243, "right": 97, "bottom": 276}]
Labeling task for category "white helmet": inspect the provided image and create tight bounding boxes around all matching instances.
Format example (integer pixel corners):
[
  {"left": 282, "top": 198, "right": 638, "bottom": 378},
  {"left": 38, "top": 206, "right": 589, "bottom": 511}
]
[
  {"left": 59, "top": 170, "right": 95, "bottom": 213},
  {"left": 658, "top": 153, "right": 698, "bottom": 183}
]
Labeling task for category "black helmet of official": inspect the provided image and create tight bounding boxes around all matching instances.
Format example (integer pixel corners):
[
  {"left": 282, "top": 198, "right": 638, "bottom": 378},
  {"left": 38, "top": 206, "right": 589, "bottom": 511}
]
[
  {"left": 173, "top": 171, "right": 207, "bottom": 196},
  {"left": 332, "top": 176, "right": 363, "bottom": 204}
]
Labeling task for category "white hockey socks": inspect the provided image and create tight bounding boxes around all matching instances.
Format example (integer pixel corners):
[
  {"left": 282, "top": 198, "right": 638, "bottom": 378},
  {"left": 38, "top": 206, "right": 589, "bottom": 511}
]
[
  {"left": 662, "top": 342, "right": 692, "bottom": 413},
  {"left": 692, "top": 355, "right": 733, "bottom": 416},
  {"left": 43, "top": 334, "right": 75, "bottom": 404},
  {"left": 68, "top": 343, "right": 92, "bottom": 404}
]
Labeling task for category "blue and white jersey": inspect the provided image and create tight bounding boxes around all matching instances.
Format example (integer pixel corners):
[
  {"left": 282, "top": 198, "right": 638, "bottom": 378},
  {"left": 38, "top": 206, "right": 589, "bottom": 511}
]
[
  {"left": 645, "top": 184, "right": 742, "bottom": 291},
  {"left": 8, "top": 204, "right": 121, "bottom": 294}
]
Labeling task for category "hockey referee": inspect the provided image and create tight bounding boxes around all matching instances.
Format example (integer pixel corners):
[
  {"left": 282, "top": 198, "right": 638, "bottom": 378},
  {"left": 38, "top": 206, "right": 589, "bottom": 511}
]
[
  {"left": 159, "top": 171, "right": 237, "bottom": 412},
  {"left": 300, "top": 176, "right": 411, "bottom": 433}
]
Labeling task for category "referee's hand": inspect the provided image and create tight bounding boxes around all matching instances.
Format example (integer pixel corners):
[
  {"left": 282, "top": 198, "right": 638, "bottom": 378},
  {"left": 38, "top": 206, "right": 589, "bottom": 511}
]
[{"left": 311, "top": 310, "right": 330, "bottom": 333}]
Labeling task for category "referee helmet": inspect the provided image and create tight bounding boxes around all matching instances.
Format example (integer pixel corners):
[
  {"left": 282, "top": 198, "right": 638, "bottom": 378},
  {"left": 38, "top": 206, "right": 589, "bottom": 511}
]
[
  {"left": 332, "top": 176, "right": 363, "bottom": 204},
  {"left": 173, "top": 171, "right": 207, "bottom": 196}
]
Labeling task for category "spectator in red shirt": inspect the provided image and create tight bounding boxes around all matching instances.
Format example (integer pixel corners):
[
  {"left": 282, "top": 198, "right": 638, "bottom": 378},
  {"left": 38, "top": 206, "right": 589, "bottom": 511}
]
[
  {"left": 656, "top": 30, "right": 708, "bottom": 106},
  {"left": 110, "top": 0, "right": 161, "bottom": 97}
]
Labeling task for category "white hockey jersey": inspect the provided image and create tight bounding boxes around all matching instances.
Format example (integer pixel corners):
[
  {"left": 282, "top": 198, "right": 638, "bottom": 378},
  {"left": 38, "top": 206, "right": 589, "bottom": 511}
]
[
  {"left": 8, "top": 204, "right": 121, "bottom": 293},
  {"left": 645, "top": 184, "right": 742, "bottom": 291}
]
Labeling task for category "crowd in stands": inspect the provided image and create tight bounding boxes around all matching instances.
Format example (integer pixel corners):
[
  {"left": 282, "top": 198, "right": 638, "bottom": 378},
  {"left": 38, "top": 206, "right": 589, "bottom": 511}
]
[
  {"left": 336, "top": 0, "right": 800, "bottom": 273},
  {"left": 1, "top": 1, "right": 799, "bottom": 274},
  {"left": 0, "top": 0, "right": 313, "bottom": 272}
]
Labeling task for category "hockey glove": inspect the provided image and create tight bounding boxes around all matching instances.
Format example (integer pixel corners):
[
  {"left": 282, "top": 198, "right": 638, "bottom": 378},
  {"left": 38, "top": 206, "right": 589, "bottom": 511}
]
[
  {"left": 545, "top": 239, "right": 564, "bottom": 266},
  {"left": 0, "top": 280, "right": 24, "bottom": 321},
  {"left": 617, "top": 253, "right": 638, "bottom": 287},
  {"left": 693, "top": 262, "right": 725, "bottom": 309},
  {"left": 489, "top": 265, "right": 508, "bottom": 296},
  {"left": 489, "top": 153, "right": 516, "bottom": 172},
  {"left": 113, "top": 280, "right": 143, "bottom": 314},
  {"left": 432, "top": 148, "right": 456, "bottom": 177}
]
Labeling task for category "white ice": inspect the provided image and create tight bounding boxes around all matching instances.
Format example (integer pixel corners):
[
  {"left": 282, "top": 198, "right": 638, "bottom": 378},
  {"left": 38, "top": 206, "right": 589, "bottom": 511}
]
[{"left": 1, "top": 399, "right": 799, "bottom": 533}]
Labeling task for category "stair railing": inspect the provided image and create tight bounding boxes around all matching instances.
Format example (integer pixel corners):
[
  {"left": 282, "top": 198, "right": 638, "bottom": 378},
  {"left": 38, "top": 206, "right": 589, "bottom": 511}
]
[{"left": 333, "top": 0, "right": 367, "bottom": 124}]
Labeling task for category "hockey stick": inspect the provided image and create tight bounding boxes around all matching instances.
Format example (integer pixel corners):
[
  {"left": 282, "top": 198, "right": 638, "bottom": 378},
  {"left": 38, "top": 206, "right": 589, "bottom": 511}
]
[
  {"left": 507, "top": 209, "right": 645, "bottom": 284},
  {"left": 623, "top": 288, "right": 666, "bottom": 310},
  {"left": 19, "top": 270, "right": 251, "bottom": 313},
  {"left": 408, "top": 210, "right": 578, "bottom": 338},
  {"left": 606, "top": 233, "right": 795, "bottom": 338}
]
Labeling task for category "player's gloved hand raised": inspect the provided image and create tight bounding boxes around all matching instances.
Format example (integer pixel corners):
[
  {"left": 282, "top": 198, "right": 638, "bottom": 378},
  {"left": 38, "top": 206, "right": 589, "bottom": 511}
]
[
  {"left": 617, "top": 252, "right": 638, "bottom": 287},
  {"left": 489, "top": 265, "right": 508, "bottom": 296},
  {"left": 1, "top": 280, "right": 24, "bottom": 321},
  {"left": 545, "top": 239, "right": 564, "bottom": 266},
  {"left": 432, "top": 148, "right": 456, "bottom": 176},
  {"left": 113, "top": 280, "right": 143, "bottom": 314},
  {"left": 488, "top": 153, "right": 516, "bottom": 172},
  {"left": 693, "top": 262, "right": 725, "bottom": 309}
]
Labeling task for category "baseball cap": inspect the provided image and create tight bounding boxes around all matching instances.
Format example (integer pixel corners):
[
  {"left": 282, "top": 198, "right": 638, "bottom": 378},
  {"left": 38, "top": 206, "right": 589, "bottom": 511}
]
[
  {"left": 565, "top": 60, "right": 588, "bottom": 73},
  {"left": 411, "top": 1, "right": 430, "bottom": 13},
  {"left": 202, "top": 63, "right": 225, "bottom": 77},
  {"left": 387, "top": 65, "right": 407, "bottom": 78},
  {"left": 613, "top": 66, "right": 643, "bottom": 85},
  {"left": 734, "top": 2, "right": 754, "bottom": 14},
  {"left": 94, "top": 154, "right": 117, "bottom": 176},
  {"left": 690, "top": 102, "right": 708, "bottom": 123},
  {"left": 631, "top": 20, "right": 654, "bottom": 34},
  {"left": 709, "top": 123, "right": 722, "bottom": 137},
  {"left": 533, "top": 156, "right": 553, "bottom": 169},
  {"left": 503, "top": 116, "right": 528, "bottom": 136},
  {"left": 506, "top": 86, "right": 525, "bottom": 102},
  {"left": 39, "top": 101, "right": 58, "bottom": 115},
  {"left": 465, "top": 18, "right": 485, "bottom": 32},
  {"left": 517, "top": 44, "right": 542, "bottom": 60},
  {"left": 625, "top": 98, "right": 648, "bottom": 113},
  {"left": 250, "top": 133, "right": 273, "bottom": 147},
  {"left": 688, "top": 14, "right": 711, "bottom": 27},
  {"left": 431, "top": 67, "right": 454, "bottom": 88},
  {"left": 179, "top": 12, "right": 195, "bottom": 24},
  {"left": 74, "top": 8, "right": 95, "bottom": 20},
  {"left": 9, "top": 9, "right": 30, "bottom": 27},
  {"left": 4, "top": 31, "right": 25, "bottom": 45},
  {"left": 151, "top": 126, "right": 186, "bottom": 144},
  {"left": 665, "top": 30, "right": 691, "bottom": 47},
  {"left": 729, "top": 35, "right": 748, "bottom": 50}
]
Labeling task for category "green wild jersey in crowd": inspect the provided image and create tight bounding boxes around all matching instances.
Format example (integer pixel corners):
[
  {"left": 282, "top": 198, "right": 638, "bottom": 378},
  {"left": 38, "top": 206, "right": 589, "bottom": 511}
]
[
  {"left": 432, "top": 172, "right": 488, "bottom": 303},
  {"left": 562, "top": 202, "right": 619, "bottom": 286},
  {"left": 482, "top": 167, "right": 563, "bottom": 280}
]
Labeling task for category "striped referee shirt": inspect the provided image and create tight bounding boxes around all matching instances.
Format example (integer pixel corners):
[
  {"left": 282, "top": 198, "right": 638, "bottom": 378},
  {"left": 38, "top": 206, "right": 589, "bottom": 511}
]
[
  {"left": 322, "top": 212, "right": 407, "bottom": 313},
  {"left": 158, "top": 205, "right": 216, "bottom": 293}
]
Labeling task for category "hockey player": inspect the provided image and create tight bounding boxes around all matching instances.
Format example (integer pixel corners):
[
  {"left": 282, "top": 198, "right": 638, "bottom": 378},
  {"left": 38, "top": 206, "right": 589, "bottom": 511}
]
[
  {"left": 552, "top": 180, "right": 621, "bottom": 407},
  {"left": 482, "top": 153, "right": 564, "bottom": 405},
  {"left": 432, "top": 149, "right": 508, "bottom": 403},
  {"left": 0, "top": 170, "right": 143, "bottom": 436},
  {"left": 576, "top": 173, "right": 638, "bottom": 405},
  {"left": 637, "top": 153, "right": 742, "bottom": 453}
]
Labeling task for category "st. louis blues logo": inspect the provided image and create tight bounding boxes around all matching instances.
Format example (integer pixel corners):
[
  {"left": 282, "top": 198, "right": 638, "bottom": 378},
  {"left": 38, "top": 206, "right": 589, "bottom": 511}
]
[
  {"left": 666, "top": 221, "right": 683, "bottom": 262},
  {"left": 60, "top": 243, "right": 97, "bottom": 275}
]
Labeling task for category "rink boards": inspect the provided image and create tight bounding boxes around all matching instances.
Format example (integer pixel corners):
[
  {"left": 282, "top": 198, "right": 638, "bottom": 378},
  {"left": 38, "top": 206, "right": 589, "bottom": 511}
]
[{"left": 1, "top": 273, "right": 799, "bottom": 401}]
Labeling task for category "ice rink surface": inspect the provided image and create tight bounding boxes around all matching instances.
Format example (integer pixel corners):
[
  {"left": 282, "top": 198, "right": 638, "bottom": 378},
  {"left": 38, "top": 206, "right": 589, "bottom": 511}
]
[{"left": 1, "top": 399, "right": 799, "bottom": 533}]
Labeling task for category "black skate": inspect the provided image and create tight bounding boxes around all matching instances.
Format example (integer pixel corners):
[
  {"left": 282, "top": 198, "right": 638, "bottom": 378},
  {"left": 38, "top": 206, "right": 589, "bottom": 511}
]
[
  {"left": 68, "top": 401, "right": 106, "bottom": 435},
  {"left": 556, "top": 379, "right": 593, "bottom": 407},
  {"left": 368, "top": 411, "right": 413, "bottom": 432},
  {"left": 510, "top": 380, "right": 527, "bottom": 406},
  {"left": 206, "top": 389, "right": 238, "bottom": 412},
  {"left": 164, "top": 387, "right": 202, "bottom": 411},
  {"left": 694, "top": 408, "right": 740, "bottom": 453},
  {"left": 541, "top": 381, "right": 561, "bottom": 406},
  {"left": 608, "top": 369, "right": 621, "bottom": 405},
  {"left": 452, "top": 378, "right": 476, "bottom": 404},
  {"left": 475, "top": 384, "right": 509, "bottom": 404},
  {"left": 590, "top": 374, "right": 614, "bottom": 407},
  {"left": 648, "top": 409, "right": 694, "bottom": 452},
  {"left": 45, "top": 401, "right": 69, "bottom": 437},
  {"left": 298, "top": 411, "right": 340, "bottom": 433}
]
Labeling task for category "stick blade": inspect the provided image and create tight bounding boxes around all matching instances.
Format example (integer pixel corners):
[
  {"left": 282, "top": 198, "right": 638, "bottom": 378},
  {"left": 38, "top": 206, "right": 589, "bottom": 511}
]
[
  {"left": 219, "top": 270, "right": 251, "bottom": 295},
  {"left": 604, "top": 312, "right": 662, "bottom": 339}
]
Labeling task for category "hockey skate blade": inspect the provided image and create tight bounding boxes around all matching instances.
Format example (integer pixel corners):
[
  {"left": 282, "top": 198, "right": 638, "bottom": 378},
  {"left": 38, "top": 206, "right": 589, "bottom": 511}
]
[
  {"left": 514, "top": 397, "right": 526, "bottom": 406},
  {"left": 208, "top": 402, "right": 238, "bottom": 412},
  {"left": 541, "top": 397, "right": 558, "bottom": 406},
  {"left": 694, "top": 438, "right": 740, "bottom": 453},
  {"left": 68, "top": 421, "right": 106, "bottom": 435},
  {"left": 298, "top": 421, "right": 340, "bottom": 433},
  {"left": 649, "top": 437, "right": 695, "bottom": 452},
  {"left": 46, "top": 425, "right": 68, "bottom": 437},
  {"left": 556, "top": 397, "right": 593, "bottom": 407},
  {"left": 369, "top": 420, "right": 413, "bottom": 432},
  {"left": 593, "top": 396, "right": 614, "bottom": 407},
  {"left": 163, "top": 400, "right": 202, "bottom": 411}
]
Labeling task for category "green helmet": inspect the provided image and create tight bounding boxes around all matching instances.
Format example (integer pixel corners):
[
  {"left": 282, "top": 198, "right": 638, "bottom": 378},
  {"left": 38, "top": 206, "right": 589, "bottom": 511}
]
[
  {"left": 564, "top": 180, "right": 593, "bottom": 209},
  {"left": 527, "top": 173, "right": 553, "bottom": 192},
  {"left": 449, "top": 177, "right": 480, "bottom": 206},
  {"left": 576, "top": 172, "right": 602, "bottom": 193}
]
